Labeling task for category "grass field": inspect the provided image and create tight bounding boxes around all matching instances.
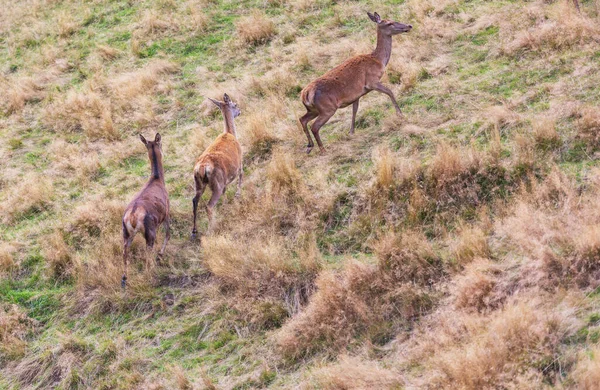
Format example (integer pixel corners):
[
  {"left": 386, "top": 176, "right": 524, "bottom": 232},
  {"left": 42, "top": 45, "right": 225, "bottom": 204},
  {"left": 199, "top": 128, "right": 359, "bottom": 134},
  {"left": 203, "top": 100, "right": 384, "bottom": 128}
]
[{"left": 2, "top": 0, "right": 600, "bottom": 388}]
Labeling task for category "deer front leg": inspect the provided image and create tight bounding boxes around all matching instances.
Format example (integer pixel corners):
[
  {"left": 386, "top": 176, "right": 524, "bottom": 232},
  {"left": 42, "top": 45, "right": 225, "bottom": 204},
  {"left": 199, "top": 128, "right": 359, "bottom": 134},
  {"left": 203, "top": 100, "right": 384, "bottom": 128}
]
[
  {"left": 350, "top": 99, "right": 359, "bottom": 135},
  {"left": 372, "top": 82, "right": 403, "bottom": 117},
  {"left": 206, "top": 184, "right": 224, "bottom": 234},
  {"left": 235, "top": 166, "right": 243, "bottom": 198}
]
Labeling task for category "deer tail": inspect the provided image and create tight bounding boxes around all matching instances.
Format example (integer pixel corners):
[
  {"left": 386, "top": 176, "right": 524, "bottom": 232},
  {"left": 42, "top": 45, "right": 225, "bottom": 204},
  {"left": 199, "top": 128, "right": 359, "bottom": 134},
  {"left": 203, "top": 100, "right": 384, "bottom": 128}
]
[
  {"left": 196, "top": 162, "right": 213, "bottom": 184},
  {"left": 301, "top": 86, "right": 317, "bottom": 109}
]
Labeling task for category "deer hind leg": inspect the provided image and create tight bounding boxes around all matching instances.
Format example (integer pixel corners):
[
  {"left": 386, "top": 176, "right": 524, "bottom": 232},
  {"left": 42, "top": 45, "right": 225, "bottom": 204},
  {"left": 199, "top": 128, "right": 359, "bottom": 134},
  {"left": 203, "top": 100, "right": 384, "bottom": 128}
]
[
  {"left": 350, "top": 99, "right": 359, "bottom": 135},
  {"left": 191, "top": 176, "right": 207, "bottom": 240},
  {"left": 206, "top": 183, "right": 225, "bottom": 234},
  {"left": 299, "top": 110, "right": 318, "bottom": 154},
  {"left": 372, "top": 82, "right": 403, "bottom": 116},
  {"left": 143, "top": 217, "right": 157, "bottom": 272},
  {"left": 310, "top": 112, "right": 334, "bottom": 154}
]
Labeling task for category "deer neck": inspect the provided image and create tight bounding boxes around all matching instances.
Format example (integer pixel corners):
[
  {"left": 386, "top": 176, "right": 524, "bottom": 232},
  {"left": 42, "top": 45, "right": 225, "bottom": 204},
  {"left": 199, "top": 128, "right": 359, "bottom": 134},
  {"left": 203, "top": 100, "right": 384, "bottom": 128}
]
[
  {"left": 222, "top": 109, "right": 237, "bottom": 137},
  {"left": 372, "top": 29, "right": 393, "bottom": 66},
  {"left": 149, "top": 146, "right": 164, "bottom": 182}
]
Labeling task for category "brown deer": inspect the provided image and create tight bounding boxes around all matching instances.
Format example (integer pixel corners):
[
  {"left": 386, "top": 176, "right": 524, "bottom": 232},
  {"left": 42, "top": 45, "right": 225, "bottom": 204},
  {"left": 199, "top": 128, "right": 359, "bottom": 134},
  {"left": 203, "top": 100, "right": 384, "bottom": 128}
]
[
  {"left": 121, "top": 133, "right": 170, "bottom": 288},
  {"left": 299, "top": 12, "right": 412, "bottom": 153},
  {"left": 191, "top": 93, "right": 242, "bottom": 241}
]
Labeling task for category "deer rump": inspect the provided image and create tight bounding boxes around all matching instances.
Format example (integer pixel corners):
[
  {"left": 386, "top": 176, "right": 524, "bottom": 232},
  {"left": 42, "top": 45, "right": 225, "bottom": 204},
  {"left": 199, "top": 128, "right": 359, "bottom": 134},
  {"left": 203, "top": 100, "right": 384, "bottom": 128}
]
[{"left": 194, "top": 133, "right": 241, "bottom": 186}]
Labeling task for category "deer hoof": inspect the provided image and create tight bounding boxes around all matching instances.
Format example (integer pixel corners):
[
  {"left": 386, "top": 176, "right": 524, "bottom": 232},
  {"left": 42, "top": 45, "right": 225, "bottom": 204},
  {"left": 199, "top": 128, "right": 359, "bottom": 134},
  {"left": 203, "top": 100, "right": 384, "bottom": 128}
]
[
  {"left": 191, "top": 232, "right": 198, "bottom": 241},
  {"left": 306, "top": 146, "right": 313, "bottom": 154},
  {"left": 121, "top": 275, "right": 127, "bottom": 289}
]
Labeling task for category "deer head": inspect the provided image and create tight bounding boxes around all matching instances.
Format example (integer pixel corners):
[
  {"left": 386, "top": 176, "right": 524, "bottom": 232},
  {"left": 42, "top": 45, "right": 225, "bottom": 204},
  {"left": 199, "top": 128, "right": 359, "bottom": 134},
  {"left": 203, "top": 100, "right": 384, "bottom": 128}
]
[
  {"left": 367, "top": 12, "right": 412, "bottom": 36},
  {"left": 208, "top": 93, "right": 241, "bottom": 118}
]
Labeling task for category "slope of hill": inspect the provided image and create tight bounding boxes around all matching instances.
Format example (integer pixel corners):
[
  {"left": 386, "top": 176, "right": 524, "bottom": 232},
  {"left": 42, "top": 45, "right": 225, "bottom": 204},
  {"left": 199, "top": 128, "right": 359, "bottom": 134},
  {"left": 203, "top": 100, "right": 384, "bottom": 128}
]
[{"left": 2, "top": 0, "right": 600, "bottom": 388}]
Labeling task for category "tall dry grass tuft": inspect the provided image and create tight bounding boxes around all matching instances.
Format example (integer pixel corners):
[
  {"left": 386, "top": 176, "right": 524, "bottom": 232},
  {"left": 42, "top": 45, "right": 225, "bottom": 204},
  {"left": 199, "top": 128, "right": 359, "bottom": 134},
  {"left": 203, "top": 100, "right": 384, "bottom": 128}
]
[
  {"left": 0, "top": 244, "right": 16, "bottom": 275},
  {"left": 236, "top": 11, "right": 276, "bottom": 46},
  {"left": 373, "top": 146, "right": 395, "bottom": 190},
  {"left": 203, "top": 234, "right": 319, "bottom": 317},
  {"left": 453, "top": 226, "right": 490, "bottom": 265},
  {"left": 430, "top": 300, "right": 577, "bottom": 389},
  {"left": 308, "top": 356, "right": 403, "bottom": 389},
  {"left": 267, "top": 150, "right": 304, "bottom": 199},
  {"left": 503, "top": 4, "right": 600, "bottom": 55},
  {"left": 531, "top": 116, "right": 560, "bottom": 148},
  {"left": 576, "top": 106, "right": 600, "bottom": 148},
  {"left": 0, "top": 304, "right": 36, "bottom": 362},
  {"left": 0, "top": 174, "right": 53, "bottom": 223},
  {"left": 43, "top": 231, "right": 74, "bottom": 281},
  {"left": 243, "top": 111, "right": 279, "bottom": 159},
  {"left": 278, "top": 231, "right": 440, "bottom": 358},
  {"left": 453, "top": 258, "right": 501, "bottom": 312},
  {"left": 6, "top": 77, "right": 45, "bottom": 114},
  {"left": 44, "top": 91, "right": 117, "bottom": 140},
  {"left": 573, "top": 346, "right": 600, "bottom": 390}
]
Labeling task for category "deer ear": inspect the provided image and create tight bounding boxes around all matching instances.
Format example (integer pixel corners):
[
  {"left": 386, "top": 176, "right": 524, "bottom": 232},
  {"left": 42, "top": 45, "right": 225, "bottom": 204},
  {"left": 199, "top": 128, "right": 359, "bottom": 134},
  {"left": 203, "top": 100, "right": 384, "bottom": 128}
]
[
  {"left": 367, "top": 12, "right": 381, "bottom": 23},
  {"left": 207, "top": 97, "right": 221, "bottom": 107},
  {"left": 223, "top": 93, "right": 231, "bottom": 104},
  {"left": 140, "top": 134, "right": 147, "bottom": 145},
  {"left": 154, "top": 133, "right": 161, "bottom": 143}
]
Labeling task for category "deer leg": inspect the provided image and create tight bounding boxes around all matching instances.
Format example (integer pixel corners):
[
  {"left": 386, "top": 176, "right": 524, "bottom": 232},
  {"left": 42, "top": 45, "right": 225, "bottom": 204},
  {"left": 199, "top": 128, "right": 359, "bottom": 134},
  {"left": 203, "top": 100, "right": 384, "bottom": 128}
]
[
  {"left": 300, "top": 110, "right": 318, "bottom": 154},
  {"left": 158, "top": 216, "right": 170, "bottom": 259},
  {"left": 144, "top": 224, "right": 156, "bottom": 272},
  {"left": 122, "top": 235, "right": 133, "bottom": 289},
  {"left": 350, "top": 99, "right": 359, "bottom": 135},
  {"left": 191, "top": 176, "right": 207, "bottom": 240},
  {"left": 235, "top": 165, "right": 243, "bottom": 198},
  {"left": 206, "top": 183, "right": 224, "bottom": 234},
  {"left": 310, "top": 112, "right": 334, "bottom": 154},
  {"left": 372, "top": 82, "right": 403, "bottom": 116}
]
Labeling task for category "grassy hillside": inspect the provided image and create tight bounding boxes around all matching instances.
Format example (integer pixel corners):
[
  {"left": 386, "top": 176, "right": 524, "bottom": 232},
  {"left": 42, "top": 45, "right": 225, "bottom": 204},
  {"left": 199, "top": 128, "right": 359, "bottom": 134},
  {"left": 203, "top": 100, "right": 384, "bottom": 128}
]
[{"left": 2, "top": 0, "right": 600, "bottom": 388}]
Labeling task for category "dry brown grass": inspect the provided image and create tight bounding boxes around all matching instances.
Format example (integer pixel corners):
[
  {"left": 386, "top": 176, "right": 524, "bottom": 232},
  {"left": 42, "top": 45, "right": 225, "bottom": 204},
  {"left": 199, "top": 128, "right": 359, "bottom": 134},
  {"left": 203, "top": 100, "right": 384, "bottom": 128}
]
[
  {"left": 453, "top": 258, "right": 501, "bottom": 312},
  {"left": 242, "top": 111, "right": 279, "bottom": 158},
  {"left": 453, "top": 226, "right": 490, "bottom": 265},
  {"left": 43, "top": 231, "right": 74, "bottom": 281},
  {"left": 0, "top": 174, "right": 53, "bottom": 224},
  {"left": 96, "top": 45, "right": 120, "bottom": 61},
  {"left": 532, "top": 116, "right": 560, "bottom": 147},
  {"left": 278, "top": 231, "right": 440, "bottom": 358},
  {"left": 307, "top": 356, "right": 402, "bottom": 389},
  {"left": 266, "top": 150, "right": 304, "bottom": 198},
  {"left": 44, "top": 91, "right": 117, "bottom": 140},
  {"left": 236, "top": 11, "right": 276, "bottom": 46},
  {"left": 6, "top": 76, "right": 45, "bottom": 114},
  {"left": 0, "top": 304, "right": 36, "bottom": 362},
  {"left": 503, "top": 4, "right": 600, "bottom": 55},
  {"left": 0, "top": 243, "right": 16, "bottom": 275},
  {"left": 139, "top": 9, "right": 176, "bottom": 35},
  {"left": 429, "top": 300, "right": 577, "bottom": 389},
  {"left": 373, "top": 146, "right": 395, "bottom": 190},
  {"left": 576, "top": 106, "right": 600, "bottom": 148},
  {"left": 573, "top": 345, "right": 600, "bottom": 390}
]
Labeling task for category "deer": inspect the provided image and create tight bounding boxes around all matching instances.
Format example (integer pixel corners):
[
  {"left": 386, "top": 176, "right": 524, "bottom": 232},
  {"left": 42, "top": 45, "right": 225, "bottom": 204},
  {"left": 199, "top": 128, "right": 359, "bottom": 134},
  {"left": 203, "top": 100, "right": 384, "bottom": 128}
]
[
  {"left": 191, "top": 93, "right": 242, "bottom": 241},
  {"left": 299, "top": 12, "right": 412, "bottom": 154},
  {"left": 121, "top": 133, "right": 170, "bottom": 288}
]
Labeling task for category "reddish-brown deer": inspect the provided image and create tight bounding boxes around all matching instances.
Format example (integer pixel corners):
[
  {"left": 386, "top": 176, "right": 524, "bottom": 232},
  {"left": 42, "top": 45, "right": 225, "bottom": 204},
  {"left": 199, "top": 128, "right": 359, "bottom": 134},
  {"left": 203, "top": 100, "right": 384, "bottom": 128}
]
[
  {"left": 121, "top": 133, "right": 170, "bottom": 288},
  {"left": 299, "top": 12, "right": 412, "bottom": 153},
  {"left": 191, "top": 93, "right": 242, "bottom": 241}
]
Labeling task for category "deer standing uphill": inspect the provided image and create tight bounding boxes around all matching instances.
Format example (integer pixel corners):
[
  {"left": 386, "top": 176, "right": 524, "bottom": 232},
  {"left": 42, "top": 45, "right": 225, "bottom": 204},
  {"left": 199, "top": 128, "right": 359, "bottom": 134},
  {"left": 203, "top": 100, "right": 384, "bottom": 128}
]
[
  {"left": 122, "top": 133, "right": 170, "bottom": 288},
  {"left": 299, "top": 12, "right": 412, "bottom": 153},
  {"left": 191, "top": 93, "right": 242, "bottom": 241}
]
